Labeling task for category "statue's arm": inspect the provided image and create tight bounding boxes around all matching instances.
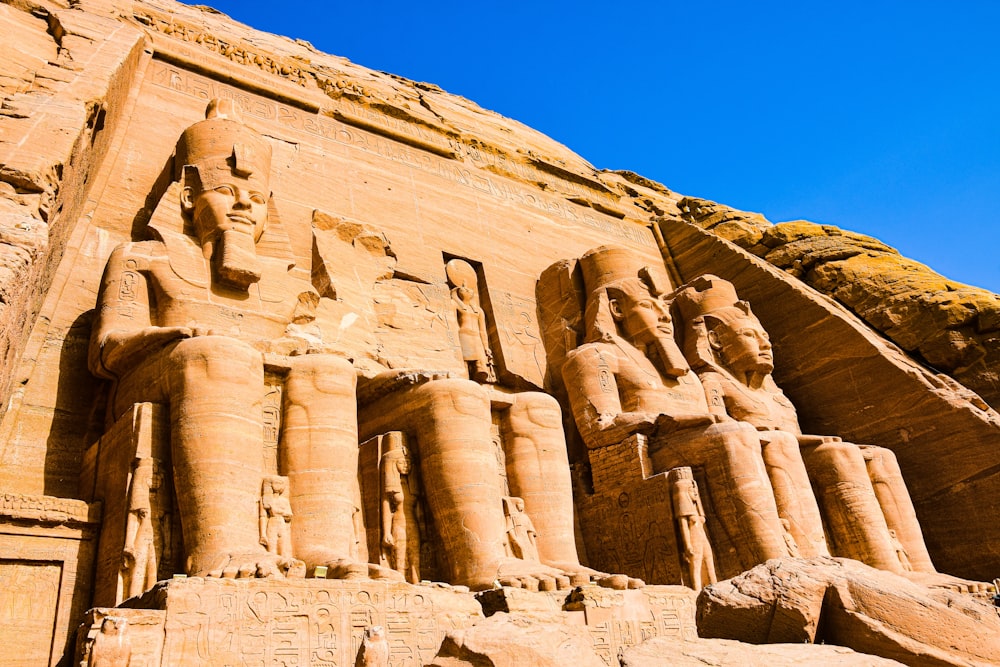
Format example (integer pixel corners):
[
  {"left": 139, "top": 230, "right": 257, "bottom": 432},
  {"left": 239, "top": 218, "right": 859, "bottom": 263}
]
[
  {"left": 89, "top": 244, "right": 190, "bottom": 379},
  {"left": 562, "top": 347, "right": 657, "bottom": 448}
]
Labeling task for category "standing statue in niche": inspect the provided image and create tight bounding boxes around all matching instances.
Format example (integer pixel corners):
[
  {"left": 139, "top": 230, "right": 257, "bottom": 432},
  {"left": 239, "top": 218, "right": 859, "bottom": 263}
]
[
  {"left": 121, "top": 457, "right": 171, "bottom": 599},
  {"left": 447, "top": 258, "right": 496, "bottom": 383},
  {"left": 668, "top": 467, "right": 716, "bottom": 591},
  {"left": 503, "top": 496, "right": 540, "bottom": 563},
  {"left": 379, "top": 433, "right": 421, "bottom": 584},
  {"left": 259, "top": 476, "right": 293, "bottom": 558},
  {"left": 673, "top": 274, "right": 937, "bottom": 575},
  {"left": 89, "top": 99, "right": 390, "bottom": 581},
  {"left": 560, "top": 246, "right": 794, "bottom": 570}
]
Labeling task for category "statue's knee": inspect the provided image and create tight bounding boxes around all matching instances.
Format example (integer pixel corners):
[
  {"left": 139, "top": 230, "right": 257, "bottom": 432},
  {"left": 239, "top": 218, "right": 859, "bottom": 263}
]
[
  {"left": 511, "top": 392, "right": 563, "bottom": 429},
  {"left": 169, "top": 335, "right": 261, "bottom": 380},
  {"left": 415, "top": 378, "right": 489, "bottom": 417},
  {"left": 807, "top": 440, "right": 866, "bottom": 477},
  {"left": 287, "top": 354, "right": 356, "bottom": 395}
]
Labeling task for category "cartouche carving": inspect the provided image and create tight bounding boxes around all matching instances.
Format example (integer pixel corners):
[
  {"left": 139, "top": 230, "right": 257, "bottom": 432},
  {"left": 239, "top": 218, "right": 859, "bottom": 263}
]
[
  {"left": 446, "top": 258, "right": 496, "bottom": 383},
  {"left": 379, "top": 432, "right": 421, "bottom": 584},
  {"left": 89, "top": 99, "right": 383, "bottom": 581},
  {"left": 668, "top": 467, "right": 716, "bottom": 591}
]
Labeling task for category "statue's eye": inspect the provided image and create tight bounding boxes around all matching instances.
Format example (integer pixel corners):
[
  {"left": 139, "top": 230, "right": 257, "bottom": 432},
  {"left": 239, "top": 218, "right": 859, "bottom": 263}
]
[
  {"left": 249, "top": 192, "right": 266, "bottom": 205},
  {"left": 214, "top": 185, "right": 236, "bottom": 196}
]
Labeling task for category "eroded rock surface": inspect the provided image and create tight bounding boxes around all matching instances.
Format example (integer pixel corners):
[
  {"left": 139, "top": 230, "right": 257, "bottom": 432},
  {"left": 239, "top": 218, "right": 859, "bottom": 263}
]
[
  {"left": 679, "top": 196, "right": 1000, "bottom": 410},
  {"left": 697, "top": 557, "right": 1000, "bottom": 667}
]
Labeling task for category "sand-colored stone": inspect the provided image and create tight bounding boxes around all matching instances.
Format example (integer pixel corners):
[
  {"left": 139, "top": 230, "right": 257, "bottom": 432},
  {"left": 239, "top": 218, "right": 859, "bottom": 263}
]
[
  {"left": 697, "top": 557, "right": 1000, "bottom": 667},
  {"left": 0, "top": 0, "right": 997, "bottom": 664},
  {"left": 621, "top": 637, "right": 905, "bottom": 667},
  {"left": 679, "top": 198, "right": 1000, "bottom": 412}
]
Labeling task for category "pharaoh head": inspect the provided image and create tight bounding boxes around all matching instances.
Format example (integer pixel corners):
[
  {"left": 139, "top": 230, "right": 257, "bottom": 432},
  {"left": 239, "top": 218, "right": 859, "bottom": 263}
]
[
  {"left": 675, "top": 275, "right": 773, "bottom": 378},
  {"left": 579, "top": 246, "right": 672, "bottom": 345},
  {"left": 577, "top": 246, "right": 689, "bottom": 377},
  {"left": 177, "top": 99, "right": 272, "bottom": 289}
]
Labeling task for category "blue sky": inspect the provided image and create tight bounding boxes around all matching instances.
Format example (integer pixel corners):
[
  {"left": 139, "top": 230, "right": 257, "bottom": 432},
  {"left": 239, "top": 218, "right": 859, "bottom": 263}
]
[{"left": 200, "top": 1, "right": 1000, "bottom": 292}]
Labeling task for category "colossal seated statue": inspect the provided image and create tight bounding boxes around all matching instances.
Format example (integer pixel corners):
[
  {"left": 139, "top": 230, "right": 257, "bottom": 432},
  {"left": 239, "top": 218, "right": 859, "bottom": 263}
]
[
  {"left": 560, "top": 246, "right": 795, "bottom": 570},
  {"left": 89, "top": 100, "right": 380, "bottom": 581},
  {"left": 358, "top": 367, "right": 639, "bottom": 591},
  {"left": 673, "top": 274, "right": 936, "bottom": 574}
]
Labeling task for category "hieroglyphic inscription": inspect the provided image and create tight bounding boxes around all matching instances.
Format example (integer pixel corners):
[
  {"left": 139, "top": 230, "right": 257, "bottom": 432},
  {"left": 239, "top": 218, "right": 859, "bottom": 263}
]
[
  {"left": 0, "top": 560, "right": 61, "bottom": 667},
  {"left": 492, "top": 291, "right": 545, "bottom": 384},
  {"left": 0, "top": 493, "right": 97, "bottom": 524},
  {"left": 148, "top": 64, "right": 654, "bottom": 248},
  {"left": 262, "top": 383, "right": 282, "bottom": 475},
  {"left": 161, "top": 579, "right": 481, "bottom": 666},
  {"left": 135, "top": 9, "right": 311, "bottom": 86},
  {"left": 579, "top": 478, "right": 683, "bottom": 586}
]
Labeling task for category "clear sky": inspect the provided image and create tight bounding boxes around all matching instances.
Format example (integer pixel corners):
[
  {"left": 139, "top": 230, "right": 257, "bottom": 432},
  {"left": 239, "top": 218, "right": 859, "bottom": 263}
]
[{"left": 199, "top": 1, "right": 1000, "bottom": 293}]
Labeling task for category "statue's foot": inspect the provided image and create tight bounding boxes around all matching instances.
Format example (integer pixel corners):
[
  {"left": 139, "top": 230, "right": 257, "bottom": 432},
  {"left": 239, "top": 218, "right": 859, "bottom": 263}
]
[
  {"left": 202, "top": 552, "right": 305, "bottom": 579},
  {"left": 496, "top": 558, "right": 569, "bottom": 591},
  {"left": 545, "top": 560, "right": 645, "bottom": 590},
  {"left": 317, "top": 556, "right": 405, "bottom": 583},
  {"left": 903, "top": 571, "right": 996, "bottom": 595}
]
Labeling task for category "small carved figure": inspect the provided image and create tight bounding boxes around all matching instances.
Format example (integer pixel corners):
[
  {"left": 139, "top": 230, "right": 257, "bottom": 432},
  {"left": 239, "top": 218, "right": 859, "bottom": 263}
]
[
  {"left": 446, "top": 259, "right": 496, "bottom": 383},
  {"left": 781, "top": 518, "right": 801, "bottom": 558},
  {"left": 121, "top": 457, "right": 171, "bottom": 599},
  {"left": 87, "top": 616, "right": 132, "bottom": 667},
  {"left": 259, "top": 476, "right": 293, "bottom": 558},
  {"left": 380, "top": 433, "right": 421, "bottom": 583},
  {"left": 355, "top": 625, "right": 390, "bottom": 667},
  {"left": 669, "top": 468, "right": 717, "bottom": 591},
  {"left": 503, "top": 496, "right": 540, "bottom": 562},
  {"left": 889, "top": 529, "right": 913, "bottom": 572}
]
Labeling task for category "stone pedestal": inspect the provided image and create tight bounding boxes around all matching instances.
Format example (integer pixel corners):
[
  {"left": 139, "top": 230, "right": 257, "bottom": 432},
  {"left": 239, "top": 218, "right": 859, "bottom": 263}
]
[{"left": 75, "top": 579, "right": 696, "bottom": 666}]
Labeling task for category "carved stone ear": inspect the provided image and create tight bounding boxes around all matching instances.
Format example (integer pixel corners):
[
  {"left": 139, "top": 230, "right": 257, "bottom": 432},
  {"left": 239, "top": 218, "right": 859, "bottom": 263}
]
[
  {"left": 180, "top": 165, "right": 201, "bottom": 214},
  {"left": 180, "top": 186, "right": 195, "bottom": 214},
  {"left": 707, "top": 328, "right": 722, "bottom": 350},
  {"left": 608, "top": 296, "right": 624, "bottom": 322}
]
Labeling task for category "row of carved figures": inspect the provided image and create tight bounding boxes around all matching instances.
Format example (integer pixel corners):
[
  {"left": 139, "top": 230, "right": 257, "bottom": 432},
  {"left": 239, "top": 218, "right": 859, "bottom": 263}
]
[{"left": 93, "top": 100, "right": 983, "bottom": 605}]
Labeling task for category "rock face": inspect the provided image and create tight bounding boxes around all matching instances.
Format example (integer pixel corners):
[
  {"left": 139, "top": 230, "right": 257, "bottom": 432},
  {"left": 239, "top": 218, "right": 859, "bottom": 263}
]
[
  {"left": 697, "top": 557, "right": 1000, "bottom": 667},
  {"left": 621, "top": 637, "right": 906, "bottom": 667},
  {"left": 0, "top": 1, "right": 999, "bottom": 666},
  {"left": 679, "top": 197, "right": 1000, "bottom": 411}
]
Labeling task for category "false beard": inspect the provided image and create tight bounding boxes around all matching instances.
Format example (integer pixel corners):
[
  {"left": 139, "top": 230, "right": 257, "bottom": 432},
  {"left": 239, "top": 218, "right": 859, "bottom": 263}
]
[{"left": 212, "top": 228, "right": 262, "bottom": 290}]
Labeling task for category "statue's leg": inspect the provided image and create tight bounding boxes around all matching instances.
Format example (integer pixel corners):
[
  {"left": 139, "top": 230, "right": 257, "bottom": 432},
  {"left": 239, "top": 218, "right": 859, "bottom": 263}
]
[
  {"left": 652, "top": 422, "right": 788, "bottom": 569},
  {"left": 361, "top": 379, "right": 507, "bottom": 588},
  {"left": 502, "top": 391, "right": 579, "bottom": 566},
  {"left": 801, "top": 440, "right": 900, "bottom": 572},
  {"left": 165, "top": 336, "right": 273, "bottom": 576},
  {"left": 859, "top": 445, "right": 936, "bottom": 573},
  {"left": 282, "top": 354, "right": 380, "bottom": 578},
  {"left": 759, "top": 431, "right": 829, "bottom": 557}
]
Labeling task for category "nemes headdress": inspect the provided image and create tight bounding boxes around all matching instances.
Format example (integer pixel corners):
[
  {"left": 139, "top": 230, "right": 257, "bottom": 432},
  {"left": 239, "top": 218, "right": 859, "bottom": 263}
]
[
  {"left": 673, "top": 274, "right": 756, "bottom": 368},
  {"left": 175, "top": 98, "right": 272, "bottom": 193},
  {"left": 578, "top": 245, "right": 670, "bottom": 343}
]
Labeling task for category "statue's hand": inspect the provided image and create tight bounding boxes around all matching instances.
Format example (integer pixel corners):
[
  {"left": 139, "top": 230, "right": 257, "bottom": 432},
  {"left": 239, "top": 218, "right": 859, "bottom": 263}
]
[
  {"left": 382, "top": 534, "right": 395, "bottom": 548},
  {"left": 797, "top": 434, "right": 842, "bottom": 446},
  {"left": 654, "top": 412, "right": 716, "bottom": 436}
]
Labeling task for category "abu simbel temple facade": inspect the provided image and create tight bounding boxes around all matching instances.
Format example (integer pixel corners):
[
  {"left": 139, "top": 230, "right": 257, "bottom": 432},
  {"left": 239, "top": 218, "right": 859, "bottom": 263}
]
[{"left": 2, "top": 1, "right": 1000, "bottom": 665}]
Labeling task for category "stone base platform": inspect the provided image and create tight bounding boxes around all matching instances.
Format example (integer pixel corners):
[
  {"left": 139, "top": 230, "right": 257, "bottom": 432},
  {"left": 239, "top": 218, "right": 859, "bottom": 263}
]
[{"left": 75, "top": 578, "right": 697, "bottom": 666}]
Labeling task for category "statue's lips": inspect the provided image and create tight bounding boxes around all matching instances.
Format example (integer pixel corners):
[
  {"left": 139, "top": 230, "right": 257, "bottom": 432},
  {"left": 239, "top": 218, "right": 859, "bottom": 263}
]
[{"left": 225, "top": 213, "right": 256, "bottom": 228}]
